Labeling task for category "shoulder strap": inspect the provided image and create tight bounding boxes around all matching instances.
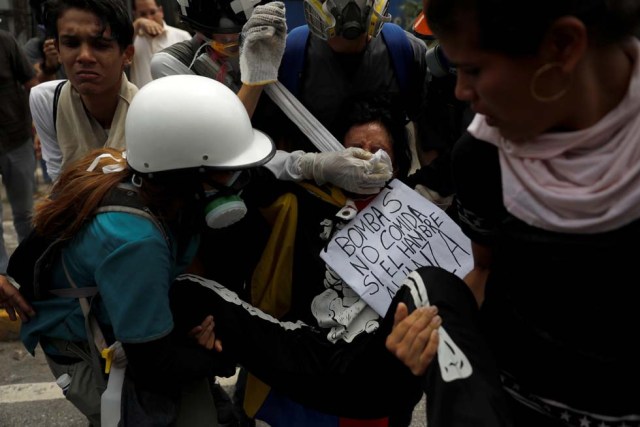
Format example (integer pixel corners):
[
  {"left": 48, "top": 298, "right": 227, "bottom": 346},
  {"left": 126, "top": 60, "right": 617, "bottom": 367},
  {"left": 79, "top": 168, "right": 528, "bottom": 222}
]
[
  {"left": 97, "top": 183, "right": 171, "bottom": 247},
  {"left": 279, "top": 25, "right": 310, "bottom": 97},
  {"left": 52, "top": 80, "right": 66, "bottom": 132},
  {"left": 380, "top": 23, "right": 413, "bottom": 95},
  {"left": 61, "top": 253, "right": 118, "bottom": 388}
]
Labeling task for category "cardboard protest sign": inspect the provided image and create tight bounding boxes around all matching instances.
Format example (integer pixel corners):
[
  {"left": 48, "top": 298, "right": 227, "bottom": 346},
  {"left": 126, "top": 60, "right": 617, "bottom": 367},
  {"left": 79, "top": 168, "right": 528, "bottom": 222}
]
[{"left": 320, "top": 179, "right": 473, "bottom": 316}]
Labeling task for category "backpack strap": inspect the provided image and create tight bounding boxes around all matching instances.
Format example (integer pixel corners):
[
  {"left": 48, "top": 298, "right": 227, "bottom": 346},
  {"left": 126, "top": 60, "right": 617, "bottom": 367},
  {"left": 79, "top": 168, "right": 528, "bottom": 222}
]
[
  {"left": 52, "top": 79, "right": 66, "bottom": 132},
  {"left": 97, "top": 183, "right": 171, "bottom": 248},
  {"left": 279, "top": 25, "right": 310, "bottom": 97},
  {"left": 60, "top": 254, "right": 107, "bottom": 351},
  {"left": 58, "top": 253, "right": 109, "bottom": 390},
  {"left": 380, "top": 23, "right": 414, "bottom": 96}
]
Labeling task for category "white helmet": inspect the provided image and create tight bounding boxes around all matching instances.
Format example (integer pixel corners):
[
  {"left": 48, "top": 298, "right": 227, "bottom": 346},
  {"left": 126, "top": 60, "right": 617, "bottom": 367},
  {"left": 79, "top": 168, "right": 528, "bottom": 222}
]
[{"left": 125, "top": 75, "right": 275, "bottom": 173}]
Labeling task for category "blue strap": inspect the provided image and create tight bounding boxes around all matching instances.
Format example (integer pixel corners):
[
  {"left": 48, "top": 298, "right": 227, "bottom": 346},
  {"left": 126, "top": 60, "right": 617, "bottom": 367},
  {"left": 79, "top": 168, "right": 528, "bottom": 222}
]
[
  {"left": 380, "top": 23, "right": 413, "bottom": 95},
  {"left": 279, "top": 25, "right": 310, "bottom": 97}
]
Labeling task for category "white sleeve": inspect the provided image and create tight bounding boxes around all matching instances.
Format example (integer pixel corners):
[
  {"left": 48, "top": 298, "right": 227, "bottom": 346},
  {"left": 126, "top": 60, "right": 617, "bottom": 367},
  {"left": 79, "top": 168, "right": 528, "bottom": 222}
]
[
  {"left": 30, "top": 80, "right": 64, "bottom": 182},
  {"left": 263, "top": 150, "right": 306, "bottom": 181},
  {"left": 150, "top": 51, "right": 196, "bottom": 80}
]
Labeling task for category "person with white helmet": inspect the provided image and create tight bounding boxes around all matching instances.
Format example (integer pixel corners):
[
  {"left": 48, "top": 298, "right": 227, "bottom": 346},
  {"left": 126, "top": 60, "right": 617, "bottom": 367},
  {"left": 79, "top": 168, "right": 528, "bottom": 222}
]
[
  {"left": 12, "top": 74, "right": 275, "bottom": 426},
  {"left": 3, "top": 75, "right": 425, "bottom": 427}
]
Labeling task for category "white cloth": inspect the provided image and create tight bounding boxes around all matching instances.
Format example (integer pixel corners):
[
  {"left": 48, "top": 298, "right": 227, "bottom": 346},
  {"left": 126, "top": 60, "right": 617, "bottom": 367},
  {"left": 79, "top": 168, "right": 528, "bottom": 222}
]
[
  {"left": 264, "top": 83, "right": 343, "bottom": 153},
  {"left": 468, "top": 38, "right": 640, "bottom": 234},
  {"left": 130, "top": 21, "right": 190, "bottom": 88}
]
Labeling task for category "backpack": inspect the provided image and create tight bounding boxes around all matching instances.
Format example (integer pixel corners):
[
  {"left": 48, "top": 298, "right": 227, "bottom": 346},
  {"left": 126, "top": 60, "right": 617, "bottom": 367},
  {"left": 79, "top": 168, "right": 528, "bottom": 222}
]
[
  {"left": 7, "top": 183, "right": 169, "bottom": 302},
  {"left": 7, "top": 184, "right": 175, "bottom": 424},
  {"left": 278, "top": 23, "right": 416, "bottom": 98}
]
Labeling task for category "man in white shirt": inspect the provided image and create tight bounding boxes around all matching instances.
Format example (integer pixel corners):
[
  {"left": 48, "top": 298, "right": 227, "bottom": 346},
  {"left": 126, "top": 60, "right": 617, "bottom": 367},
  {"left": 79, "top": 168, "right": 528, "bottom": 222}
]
[
  {"left": 30, "top": 0, "right": 136, "bottom": 182},
  {"left": 130, "top": 0, "right": 190, "bottom": 88}
]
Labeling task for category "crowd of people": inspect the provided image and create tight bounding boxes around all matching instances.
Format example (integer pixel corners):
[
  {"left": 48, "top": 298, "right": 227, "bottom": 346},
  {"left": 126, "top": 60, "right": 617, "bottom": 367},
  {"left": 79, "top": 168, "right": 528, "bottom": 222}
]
[{"left": 0, "top": 0, "right": 639, "bottom": 426}]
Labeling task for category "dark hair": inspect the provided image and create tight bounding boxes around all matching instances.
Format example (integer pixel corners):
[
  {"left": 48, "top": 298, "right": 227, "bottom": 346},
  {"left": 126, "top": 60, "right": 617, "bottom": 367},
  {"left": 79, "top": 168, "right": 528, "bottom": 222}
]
[
  {"left": 43, "top": 0, "right": 133, "bottom": 51},
  {"left": 334, "top": 93, "right": 413, "bottom": 180},
  {"left": 131, "top": 0, "right": 160, "bottom": 12},
  {"left": 426, "top": 0, "right": 640, "bottom": 56}
]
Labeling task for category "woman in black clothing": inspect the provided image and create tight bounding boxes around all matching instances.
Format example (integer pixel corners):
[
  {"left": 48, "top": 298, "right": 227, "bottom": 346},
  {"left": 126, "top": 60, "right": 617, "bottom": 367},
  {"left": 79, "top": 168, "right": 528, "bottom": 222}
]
[{"left": 386, "top": 0, "right": 640, "bottom": 426}]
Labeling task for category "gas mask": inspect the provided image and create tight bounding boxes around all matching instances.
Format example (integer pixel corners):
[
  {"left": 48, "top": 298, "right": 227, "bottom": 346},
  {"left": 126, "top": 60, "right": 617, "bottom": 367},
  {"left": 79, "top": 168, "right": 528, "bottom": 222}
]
[
  {"left": 203, "top": 170, "right": 250, "bottom": 229},
  {"left": 303, "top": 0, "right": 391, "bottom": 40}
]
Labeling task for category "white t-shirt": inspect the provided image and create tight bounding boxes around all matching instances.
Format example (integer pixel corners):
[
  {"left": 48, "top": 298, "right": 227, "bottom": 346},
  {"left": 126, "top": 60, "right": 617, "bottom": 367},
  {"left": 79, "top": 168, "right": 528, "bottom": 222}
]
[
  {"left": 130, "top": 22, "right": 190, "bottom": 88},
  {"left": 30, "top": 79, "right": 65, "bottom": 182}
]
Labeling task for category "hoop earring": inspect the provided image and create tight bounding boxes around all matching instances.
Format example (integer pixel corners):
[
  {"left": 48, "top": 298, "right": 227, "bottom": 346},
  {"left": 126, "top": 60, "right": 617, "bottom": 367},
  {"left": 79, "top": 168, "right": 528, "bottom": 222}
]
[{"left": 529, "top": 62, "right": 571, "bottom": 103}]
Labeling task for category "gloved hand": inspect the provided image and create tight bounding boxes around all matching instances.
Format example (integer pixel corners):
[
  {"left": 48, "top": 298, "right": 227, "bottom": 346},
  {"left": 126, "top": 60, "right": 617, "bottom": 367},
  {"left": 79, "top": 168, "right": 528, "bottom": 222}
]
[
  {"left": 298, "top": 148, "right": 393, "bottom": 194},
  {"left": 239, "top": 1, "right": 287, "bottom": 85}
]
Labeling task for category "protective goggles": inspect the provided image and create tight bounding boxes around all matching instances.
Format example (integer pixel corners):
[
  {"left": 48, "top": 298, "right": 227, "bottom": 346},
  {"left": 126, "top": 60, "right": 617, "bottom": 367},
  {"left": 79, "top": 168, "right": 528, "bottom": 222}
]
[
  {"left": 208, "top": 36, "right": 240, "bottom": 57},
  {"left": 204, "top": 34, "right": 240, "bottom": 57}
]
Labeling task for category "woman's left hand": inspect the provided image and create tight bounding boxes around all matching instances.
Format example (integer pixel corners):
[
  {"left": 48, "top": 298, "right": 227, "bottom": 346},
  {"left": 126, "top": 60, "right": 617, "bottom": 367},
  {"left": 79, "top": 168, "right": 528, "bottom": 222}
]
[{"left": 188, "top": 315, "right": 223, "bottom": 352}]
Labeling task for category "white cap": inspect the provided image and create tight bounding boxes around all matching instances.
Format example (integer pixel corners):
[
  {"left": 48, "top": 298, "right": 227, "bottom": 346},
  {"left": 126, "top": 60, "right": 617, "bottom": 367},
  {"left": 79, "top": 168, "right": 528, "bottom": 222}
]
[{"left": 56, "top": 373, "right": 71, "bottom": 390}]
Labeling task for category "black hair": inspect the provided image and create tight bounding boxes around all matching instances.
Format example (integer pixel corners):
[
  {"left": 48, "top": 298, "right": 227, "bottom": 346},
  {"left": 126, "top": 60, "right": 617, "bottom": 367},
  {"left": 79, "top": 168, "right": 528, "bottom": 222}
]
[
  {"left": 131, "top": 0, "right": 160, "bottom": 12},
  {"left": 426, "top": 0, "right": 640, "bottom": 56},
  {"left": 43, "top": 0, "right": 134, "bottom": 51},
  {"left": 334, "top": 93, "right": 413, "bottom": 180}
]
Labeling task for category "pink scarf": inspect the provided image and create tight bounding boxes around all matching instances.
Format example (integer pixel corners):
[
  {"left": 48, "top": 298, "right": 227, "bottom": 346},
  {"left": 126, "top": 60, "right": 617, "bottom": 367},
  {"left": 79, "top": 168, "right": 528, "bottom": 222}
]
[{"left": 468, "top": 39, "right": 640, "bottom": 233}]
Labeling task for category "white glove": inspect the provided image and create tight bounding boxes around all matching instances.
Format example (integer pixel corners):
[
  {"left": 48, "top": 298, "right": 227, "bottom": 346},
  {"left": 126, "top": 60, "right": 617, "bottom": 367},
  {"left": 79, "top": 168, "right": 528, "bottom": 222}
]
[
  {"left": 239, "top": 1, "right": 287, "bottom": 85},
  {"left": 298, "top": 148, "right": 393, "bottom": 194}
]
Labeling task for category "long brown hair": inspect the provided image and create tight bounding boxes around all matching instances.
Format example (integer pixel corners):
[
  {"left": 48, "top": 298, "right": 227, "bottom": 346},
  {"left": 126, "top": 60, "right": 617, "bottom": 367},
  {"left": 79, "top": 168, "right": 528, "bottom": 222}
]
[{"left": 34, "top": 148, "right": 132, "bottom": 240}]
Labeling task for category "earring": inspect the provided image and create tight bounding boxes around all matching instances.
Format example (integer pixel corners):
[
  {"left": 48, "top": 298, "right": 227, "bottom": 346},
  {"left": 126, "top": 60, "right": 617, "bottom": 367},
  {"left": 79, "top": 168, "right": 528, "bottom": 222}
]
[{"left": 529, "top": 62, "right": 572, "bottom": 103}]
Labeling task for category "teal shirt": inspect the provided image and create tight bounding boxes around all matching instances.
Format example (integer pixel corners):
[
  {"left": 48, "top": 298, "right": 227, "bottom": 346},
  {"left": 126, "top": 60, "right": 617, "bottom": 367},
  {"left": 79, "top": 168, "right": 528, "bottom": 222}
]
[{"left": 21, "top": 212, "right": 199, "bottom": 355}]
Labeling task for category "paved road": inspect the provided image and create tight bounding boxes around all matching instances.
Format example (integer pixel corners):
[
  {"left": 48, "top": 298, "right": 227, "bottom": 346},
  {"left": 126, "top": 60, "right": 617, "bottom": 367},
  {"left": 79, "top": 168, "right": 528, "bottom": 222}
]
[
  {"left": 0, "top": 175, "right": 428, "bottom": 427},
  {"left": 0, "top": 338, "right": 427, "bottom": 427}
]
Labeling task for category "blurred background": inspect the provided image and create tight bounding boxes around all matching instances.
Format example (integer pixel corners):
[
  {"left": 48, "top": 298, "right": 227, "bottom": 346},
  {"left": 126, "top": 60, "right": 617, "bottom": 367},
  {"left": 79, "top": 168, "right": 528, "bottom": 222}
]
[{"left": 1, "top": 0, "right": 422, "bottom": 45}]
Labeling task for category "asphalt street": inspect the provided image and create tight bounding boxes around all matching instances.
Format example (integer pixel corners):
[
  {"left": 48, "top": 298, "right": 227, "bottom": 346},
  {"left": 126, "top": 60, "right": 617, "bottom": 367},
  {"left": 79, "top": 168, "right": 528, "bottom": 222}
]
[{"left": 0, "top": 173, "right": 427, "bottom": 426}]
